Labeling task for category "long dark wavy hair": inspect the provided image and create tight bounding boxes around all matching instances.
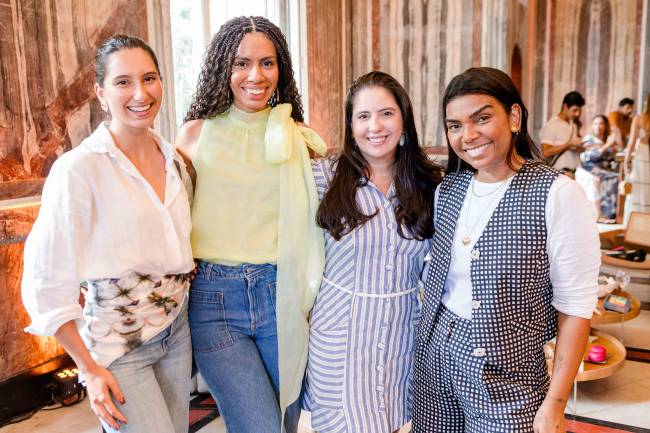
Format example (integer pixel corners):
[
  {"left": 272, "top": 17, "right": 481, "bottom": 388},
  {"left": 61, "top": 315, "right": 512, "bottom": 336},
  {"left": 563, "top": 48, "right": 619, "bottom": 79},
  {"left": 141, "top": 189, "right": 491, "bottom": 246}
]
[
  {"left": 317, "top": 71, "right": 443, "bottom": 241},
  {"left": 184, "top": 16, "right": 303, "bottom": 122},
  {"left": 442, "top": 67, "right": 540, "bottom": 173}
]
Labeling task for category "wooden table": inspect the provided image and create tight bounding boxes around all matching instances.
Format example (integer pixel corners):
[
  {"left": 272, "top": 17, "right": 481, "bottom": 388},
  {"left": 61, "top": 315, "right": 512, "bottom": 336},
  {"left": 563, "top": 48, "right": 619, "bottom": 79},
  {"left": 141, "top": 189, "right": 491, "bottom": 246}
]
[
  {"left": 575, "top": 329, "right": 626, "bottom": 382},
  {"left": 546, "top": 329, "right": 627, "bottom": 414}
]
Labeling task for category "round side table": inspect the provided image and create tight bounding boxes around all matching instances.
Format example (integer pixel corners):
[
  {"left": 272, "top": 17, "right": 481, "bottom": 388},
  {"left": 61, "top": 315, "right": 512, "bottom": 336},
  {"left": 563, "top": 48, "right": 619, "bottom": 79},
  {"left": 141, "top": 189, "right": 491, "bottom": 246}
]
[{"left": 591, "top": 290, "right": 641, "bottom": 343}]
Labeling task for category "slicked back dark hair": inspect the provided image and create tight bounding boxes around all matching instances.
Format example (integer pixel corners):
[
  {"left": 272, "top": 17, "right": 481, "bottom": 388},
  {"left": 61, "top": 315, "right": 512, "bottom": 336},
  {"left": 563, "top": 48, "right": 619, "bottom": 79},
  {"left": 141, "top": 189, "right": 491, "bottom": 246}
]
[
  {"left": 442, "top": 67, "right": 540, "bottom": 173},
  {"left": 317, "top": 71, "right": 443, "bottom": 241},
  {"left": 619, "top": 97, "right": 634, "bottom": 107},
  {"left": 184, "top": 16, "right": 303, "bottom": 122},
  {"left": 562, "top": 91, "right": 585, "bottom": 108},
  {"left": 95, "top": 34, "right": 160, "bottom": 87}
]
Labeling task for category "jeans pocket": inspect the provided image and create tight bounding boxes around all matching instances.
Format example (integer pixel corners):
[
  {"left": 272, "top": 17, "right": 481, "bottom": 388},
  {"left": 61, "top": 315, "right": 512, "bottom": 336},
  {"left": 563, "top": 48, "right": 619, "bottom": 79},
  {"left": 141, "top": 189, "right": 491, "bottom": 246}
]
[
  {"left": 188, "top": 289, "right": 234, "bottom": 353},
  {"left": 267, "top": 281, "right": 277, "bottom": 312}
]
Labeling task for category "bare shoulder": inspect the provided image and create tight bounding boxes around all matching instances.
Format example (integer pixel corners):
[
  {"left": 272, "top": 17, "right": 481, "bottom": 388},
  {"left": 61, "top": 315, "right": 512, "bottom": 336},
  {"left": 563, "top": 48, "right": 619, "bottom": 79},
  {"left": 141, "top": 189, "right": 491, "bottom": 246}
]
[{"left": 175, "top": 119, "right": 204, "bottom": 158}]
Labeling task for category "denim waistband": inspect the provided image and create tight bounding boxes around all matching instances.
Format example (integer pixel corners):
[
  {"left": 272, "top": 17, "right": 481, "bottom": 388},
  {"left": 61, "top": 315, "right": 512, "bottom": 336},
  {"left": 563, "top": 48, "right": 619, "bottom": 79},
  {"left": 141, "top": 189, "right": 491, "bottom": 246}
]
[{"left": 196, "top": 260, "right": 276, "bottom": 279}]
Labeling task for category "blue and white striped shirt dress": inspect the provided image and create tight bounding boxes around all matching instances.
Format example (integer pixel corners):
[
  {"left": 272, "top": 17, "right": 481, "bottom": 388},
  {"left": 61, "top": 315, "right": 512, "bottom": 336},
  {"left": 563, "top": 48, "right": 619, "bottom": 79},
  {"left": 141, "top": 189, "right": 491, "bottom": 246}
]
[{"left": 303, "top": 158, "right": 431, "bottom": 433}]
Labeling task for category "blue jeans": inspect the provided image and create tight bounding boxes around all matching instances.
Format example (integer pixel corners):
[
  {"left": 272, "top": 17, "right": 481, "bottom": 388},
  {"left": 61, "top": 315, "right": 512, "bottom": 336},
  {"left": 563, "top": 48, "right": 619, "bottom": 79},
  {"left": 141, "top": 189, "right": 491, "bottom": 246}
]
[
  {"left": 189, "top": 261, "right": 300, "bottom": 433},
  {"left": 101, "top": 301, "right": 192, "bottom": 433}
]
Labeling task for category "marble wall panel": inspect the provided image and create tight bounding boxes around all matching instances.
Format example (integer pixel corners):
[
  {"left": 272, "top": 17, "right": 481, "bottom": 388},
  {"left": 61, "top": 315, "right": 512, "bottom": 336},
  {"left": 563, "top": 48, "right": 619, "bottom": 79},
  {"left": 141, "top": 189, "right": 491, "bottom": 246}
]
[
  {"left": 0, "top": 0, "right": 147, "bottom": 382},
  {"left": 0, "top": 204, "right": 66, "bottom": 382},
  {"left": 542, "top": 0, "right": 643, "bottom": 136},
  {"left": 0, "top": 0, "right": 148, "bottom": 201},
  {"left": 323, "top": 0, "right": 646, "bottom": 148},
  {"left": 307, "top": 0, "right": 346, "bottom": 149},
  {"left": 348, "top": 0, "right": 508, "bottom": 147}
]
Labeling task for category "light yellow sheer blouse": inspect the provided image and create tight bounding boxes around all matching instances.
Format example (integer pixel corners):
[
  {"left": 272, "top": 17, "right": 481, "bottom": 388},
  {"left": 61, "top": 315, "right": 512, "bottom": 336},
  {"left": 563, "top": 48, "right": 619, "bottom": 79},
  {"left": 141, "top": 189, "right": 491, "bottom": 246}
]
[
  {"left": 191, "top": 103, "right": 327, "bottom": 415},
  {"left": 192, "top": 105, "right": 279, "bottom": 265}
]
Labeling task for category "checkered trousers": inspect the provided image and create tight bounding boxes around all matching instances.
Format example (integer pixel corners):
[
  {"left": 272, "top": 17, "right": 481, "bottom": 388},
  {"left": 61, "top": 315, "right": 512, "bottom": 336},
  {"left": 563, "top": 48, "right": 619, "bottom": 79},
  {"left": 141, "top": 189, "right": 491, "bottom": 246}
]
[
  {"left": 413, "top": 161, "right": 560, "bottom": 431},
  {"left": 412, "top": 305, "right": 549, "bottom": 432}
]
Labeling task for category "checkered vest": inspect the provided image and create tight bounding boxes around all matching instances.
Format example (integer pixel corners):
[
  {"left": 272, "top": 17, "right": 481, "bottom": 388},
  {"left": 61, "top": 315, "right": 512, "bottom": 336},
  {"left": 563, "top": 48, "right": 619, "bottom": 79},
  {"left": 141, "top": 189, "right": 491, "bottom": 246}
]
[{"left": 418, "top": 160, "right": 561, "bottom": 368}]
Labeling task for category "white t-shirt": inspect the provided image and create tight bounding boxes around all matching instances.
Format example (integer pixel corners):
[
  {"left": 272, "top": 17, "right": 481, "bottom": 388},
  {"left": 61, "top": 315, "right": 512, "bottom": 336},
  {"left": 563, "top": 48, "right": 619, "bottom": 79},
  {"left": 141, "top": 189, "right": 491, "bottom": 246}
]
[
  {"left": 437, "top": 173, "right": 600, "bottom": 320},
  {"left": 539, "top": 115, "right": 582, "bottom": 170}
]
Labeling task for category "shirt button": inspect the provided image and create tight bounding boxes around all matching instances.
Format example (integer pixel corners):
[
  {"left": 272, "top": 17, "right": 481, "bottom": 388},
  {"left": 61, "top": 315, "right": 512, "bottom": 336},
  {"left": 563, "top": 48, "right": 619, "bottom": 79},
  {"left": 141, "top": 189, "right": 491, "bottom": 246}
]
[
  {"left": 386, "top": 264, "right": 394, "bottom": 271},
  {"left": 470, "top": 249, "right": 480, "bottom": 260},
  {"left": 387, "top": 223, "right": 395, "bottom": 229},
  {"left": 376, "top": 365, "right": 384, "bottom": 372},
  {"left": 376, "top": 386, "right": 384, "bottom": 392},
  {"left": 383, "top": 201, "right": 391, "bottom": 209},
  {"left": 473, "top": 348, "right": 486, "bottom": 357},
  {"left": 471, "top": 300, "right": 481, "bottom": 309},
  {"left": 378, "top": 343, "right": 386, "bottom": 349}
]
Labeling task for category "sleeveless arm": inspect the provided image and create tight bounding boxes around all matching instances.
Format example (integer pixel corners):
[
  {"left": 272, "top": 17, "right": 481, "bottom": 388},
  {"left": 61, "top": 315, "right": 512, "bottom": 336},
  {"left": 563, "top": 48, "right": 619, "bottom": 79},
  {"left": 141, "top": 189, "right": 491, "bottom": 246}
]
[{"left": 175, "top": 119, "right": 204, "bottom": 160}]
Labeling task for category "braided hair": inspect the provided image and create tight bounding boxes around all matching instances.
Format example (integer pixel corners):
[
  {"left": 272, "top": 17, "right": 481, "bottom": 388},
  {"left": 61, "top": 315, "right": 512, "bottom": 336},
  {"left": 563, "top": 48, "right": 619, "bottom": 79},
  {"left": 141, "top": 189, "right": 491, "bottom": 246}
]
[{"left": 184, "top": 16, "right": 303, "bottom": 122}]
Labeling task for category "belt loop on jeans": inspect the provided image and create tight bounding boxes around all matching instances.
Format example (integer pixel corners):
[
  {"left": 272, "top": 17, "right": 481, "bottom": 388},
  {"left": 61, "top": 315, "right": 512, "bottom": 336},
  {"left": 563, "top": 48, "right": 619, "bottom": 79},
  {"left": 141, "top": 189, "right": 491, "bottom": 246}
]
[{"left": 323, "top": 277, "right": 420, "bottom": 298}]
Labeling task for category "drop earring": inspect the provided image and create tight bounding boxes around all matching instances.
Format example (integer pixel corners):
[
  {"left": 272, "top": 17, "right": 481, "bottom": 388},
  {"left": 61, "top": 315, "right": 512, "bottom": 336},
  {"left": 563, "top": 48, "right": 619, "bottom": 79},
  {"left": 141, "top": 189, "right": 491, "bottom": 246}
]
[
  {"left": 100, "top": 101, "right": 108, "bottom": 112},
  {"left": 399, "top": 134, "right": 406, "bottom": 147},
  {"left": 268, "top": 90, "right": 278, "bottom": 106}
]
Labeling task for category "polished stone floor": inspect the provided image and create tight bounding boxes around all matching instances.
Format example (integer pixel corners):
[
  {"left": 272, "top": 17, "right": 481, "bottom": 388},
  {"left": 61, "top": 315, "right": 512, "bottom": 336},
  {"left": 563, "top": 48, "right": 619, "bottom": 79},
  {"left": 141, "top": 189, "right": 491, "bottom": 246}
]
[{"left": 3, "top": 311, "right": 649, "bottom": 433}]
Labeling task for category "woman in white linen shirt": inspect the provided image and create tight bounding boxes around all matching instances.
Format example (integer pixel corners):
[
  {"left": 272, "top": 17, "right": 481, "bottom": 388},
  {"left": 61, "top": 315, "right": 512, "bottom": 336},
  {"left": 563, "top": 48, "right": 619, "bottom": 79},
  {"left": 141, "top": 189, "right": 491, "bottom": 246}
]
[
  {"left": 22, "top": 35, "right": 194, "bottom": 433},
  {"left": 412, "top": 67, "right": 600, "bottom": 433}
]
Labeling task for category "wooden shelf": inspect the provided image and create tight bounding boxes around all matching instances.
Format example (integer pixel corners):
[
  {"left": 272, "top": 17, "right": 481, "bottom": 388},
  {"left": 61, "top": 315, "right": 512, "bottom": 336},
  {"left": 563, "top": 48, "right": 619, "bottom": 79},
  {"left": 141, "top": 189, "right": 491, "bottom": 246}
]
[{"left": 591, "top": 290, "right": 641, "bottom": 325}]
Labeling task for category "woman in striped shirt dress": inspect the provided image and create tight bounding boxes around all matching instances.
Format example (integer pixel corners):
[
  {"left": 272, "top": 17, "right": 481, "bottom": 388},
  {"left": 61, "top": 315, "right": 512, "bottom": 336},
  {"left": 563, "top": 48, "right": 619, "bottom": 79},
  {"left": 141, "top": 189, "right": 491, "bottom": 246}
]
[{"left": 303, "top": 71, "right": 443, "bottom": 433}]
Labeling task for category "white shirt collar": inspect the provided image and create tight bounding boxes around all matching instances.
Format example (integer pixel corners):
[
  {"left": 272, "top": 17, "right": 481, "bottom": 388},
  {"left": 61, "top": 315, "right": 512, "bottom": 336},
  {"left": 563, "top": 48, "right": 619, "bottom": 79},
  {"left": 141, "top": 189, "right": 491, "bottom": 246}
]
[{"left": 83, "top": 122, "right": 178, "bottom": 165}]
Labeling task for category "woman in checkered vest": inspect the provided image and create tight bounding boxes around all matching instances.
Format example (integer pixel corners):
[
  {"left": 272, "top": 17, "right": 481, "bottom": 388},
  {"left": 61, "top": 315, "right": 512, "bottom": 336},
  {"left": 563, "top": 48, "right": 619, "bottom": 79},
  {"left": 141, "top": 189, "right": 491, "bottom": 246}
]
[{"left": 412, "top": 67, "right": 601, "bottom": 433}]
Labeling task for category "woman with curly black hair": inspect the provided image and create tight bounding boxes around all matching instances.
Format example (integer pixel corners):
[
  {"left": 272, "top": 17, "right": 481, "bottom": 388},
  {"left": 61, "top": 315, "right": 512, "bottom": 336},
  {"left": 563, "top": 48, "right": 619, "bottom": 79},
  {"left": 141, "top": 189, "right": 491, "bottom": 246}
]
[
  {"left": 303, "top": 71, "right": 443, "bottom": 433},
  {"left": 176, "top": 16, "right": 327, "bottom": 433}
]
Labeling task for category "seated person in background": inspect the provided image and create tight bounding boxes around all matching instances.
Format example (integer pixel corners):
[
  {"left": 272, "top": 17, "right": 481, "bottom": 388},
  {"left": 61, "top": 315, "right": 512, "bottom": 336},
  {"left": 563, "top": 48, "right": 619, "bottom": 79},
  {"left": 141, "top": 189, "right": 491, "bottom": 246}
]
[
  {"left": 539, "top": 91, "right": 586, "bottom": 173},
  {"left": 608, "top": 98, "right": 635, "bottom": 147},
  {"left": 624, "top": 92, "right": 650, "bottom": 221},
  {"left": 579, "top": 115, "right": 620, "bottom": 220}
]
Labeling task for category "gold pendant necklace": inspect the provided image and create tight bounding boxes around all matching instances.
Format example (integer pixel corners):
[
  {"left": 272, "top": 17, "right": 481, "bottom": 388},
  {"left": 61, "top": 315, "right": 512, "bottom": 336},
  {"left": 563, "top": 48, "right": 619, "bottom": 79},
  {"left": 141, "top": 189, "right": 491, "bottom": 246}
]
[{"left": 461, "top": 176, "right": 510, "bottom": 246}]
